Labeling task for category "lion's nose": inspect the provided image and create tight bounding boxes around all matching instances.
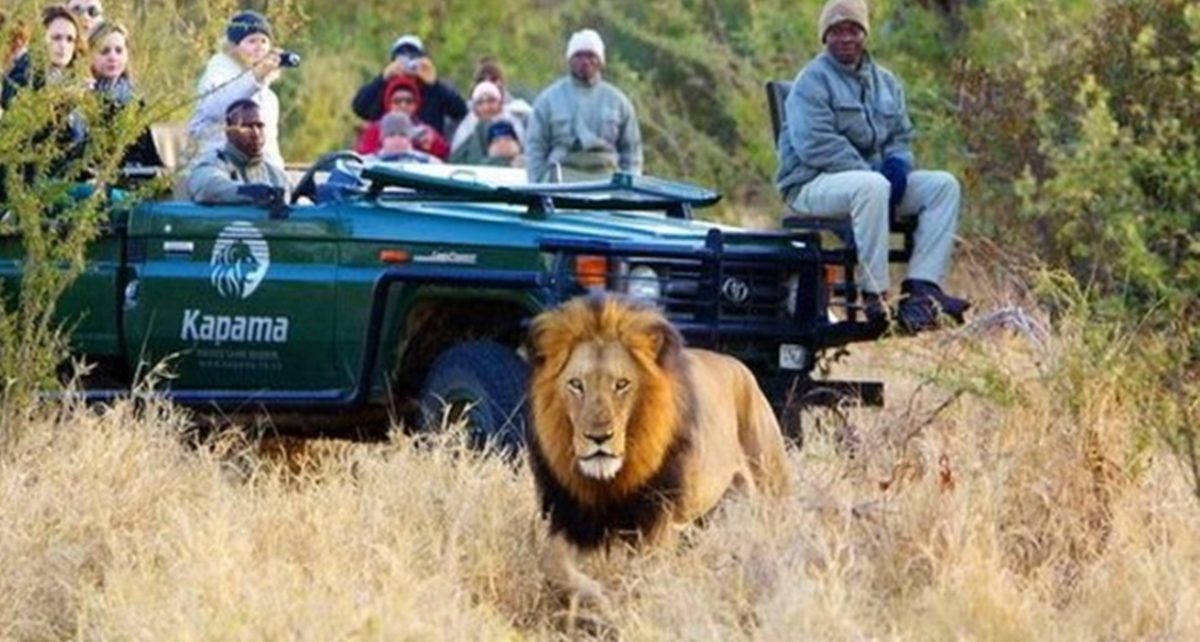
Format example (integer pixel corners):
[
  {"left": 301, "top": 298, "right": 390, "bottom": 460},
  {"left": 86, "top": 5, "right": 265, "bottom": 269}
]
[{"left": 585, "top": 431, "right": 613, "bottom": 445}]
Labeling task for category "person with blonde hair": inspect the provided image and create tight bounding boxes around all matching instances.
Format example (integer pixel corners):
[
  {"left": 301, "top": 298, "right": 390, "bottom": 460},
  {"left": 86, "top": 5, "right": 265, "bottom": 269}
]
[
  {"left": 87, "top": 21, "right": 160, "bottom": 167},
  {"left": 186, "top": 10, "right": 288, "bottom": 167},
  {"left": 775, "top": 0, "right": 969, "bottom": 331}
]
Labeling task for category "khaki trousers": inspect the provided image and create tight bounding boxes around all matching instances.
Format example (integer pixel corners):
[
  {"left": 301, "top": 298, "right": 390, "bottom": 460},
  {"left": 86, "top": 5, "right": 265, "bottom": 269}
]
[{"left": 788, "top": 170, "right": 961, "bottom": 294}]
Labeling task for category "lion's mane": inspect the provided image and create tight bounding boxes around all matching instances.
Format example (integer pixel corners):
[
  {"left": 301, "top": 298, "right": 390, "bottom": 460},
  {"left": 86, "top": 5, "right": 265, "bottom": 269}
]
[{"left": 528, "top": 295, "right": 696, "bottom": 550}]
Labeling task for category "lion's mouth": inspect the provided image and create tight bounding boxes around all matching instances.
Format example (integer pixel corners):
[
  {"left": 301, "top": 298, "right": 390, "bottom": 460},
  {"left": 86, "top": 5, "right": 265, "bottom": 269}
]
[{"left": 577, "top": 452, "right": 624, "bottom": 480}]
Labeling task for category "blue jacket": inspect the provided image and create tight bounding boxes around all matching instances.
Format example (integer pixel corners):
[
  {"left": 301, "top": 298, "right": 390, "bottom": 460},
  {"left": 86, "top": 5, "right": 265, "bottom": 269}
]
[{"left": 775, "top": 51, "right": 914, "bottom": 198}]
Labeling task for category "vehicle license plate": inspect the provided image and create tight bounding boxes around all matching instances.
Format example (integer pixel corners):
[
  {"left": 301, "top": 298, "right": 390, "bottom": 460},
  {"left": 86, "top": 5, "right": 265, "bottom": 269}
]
[{"left": 778, "top": 344, "right": 809, "bottom": 371}]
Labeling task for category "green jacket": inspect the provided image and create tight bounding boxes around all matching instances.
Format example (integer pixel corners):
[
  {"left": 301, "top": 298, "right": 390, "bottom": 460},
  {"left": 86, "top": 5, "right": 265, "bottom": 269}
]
[
  {"left": 185, "top": 144, "right": 290, "bottom": 204},
  {"left": 775, "top": 51, "right": 914, "bottom": 199},
  {"left": 448, "top": 120, "right": 492, "bottom": 166}
]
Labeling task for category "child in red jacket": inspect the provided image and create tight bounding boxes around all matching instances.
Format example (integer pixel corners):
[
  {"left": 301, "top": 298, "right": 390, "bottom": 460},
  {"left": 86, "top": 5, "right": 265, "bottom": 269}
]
[{"left": 354, "top": 75, "right": 449, "bottom": 159}]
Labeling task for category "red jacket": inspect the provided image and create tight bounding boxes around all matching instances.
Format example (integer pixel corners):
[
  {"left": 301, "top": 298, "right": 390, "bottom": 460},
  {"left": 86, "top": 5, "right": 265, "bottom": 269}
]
[{"left": 354, "top": 76, "right": 450, "bottom": 159}]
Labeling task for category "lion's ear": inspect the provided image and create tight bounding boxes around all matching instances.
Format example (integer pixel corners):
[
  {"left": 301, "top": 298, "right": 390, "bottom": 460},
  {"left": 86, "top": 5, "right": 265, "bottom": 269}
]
[
  {"left": 528, "top": 316, "right": 554, "bottom": 367},
  {"left": 648, "top": 319, "right": 685, "bottom": 368},
  {"left": 529, "top": 313, "right": 573, "bottom": 374}
]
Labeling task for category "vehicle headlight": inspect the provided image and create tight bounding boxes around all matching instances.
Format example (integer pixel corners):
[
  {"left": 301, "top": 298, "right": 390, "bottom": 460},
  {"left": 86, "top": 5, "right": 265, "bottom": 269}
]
[
  {"left": 626, "top": 264, "right": 662, "bottom": 301},
  {"left": 785, "top": 273, "right": 799, "bottom": 315}
]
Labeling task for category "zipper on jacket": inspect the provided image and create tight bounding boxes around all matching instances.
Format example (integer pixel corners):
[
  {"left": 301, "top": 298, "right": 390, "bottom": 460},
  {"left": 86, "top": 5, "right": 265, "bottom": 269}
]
[{"left": 860, "top": 79, "right": 877, "bottom": 155}]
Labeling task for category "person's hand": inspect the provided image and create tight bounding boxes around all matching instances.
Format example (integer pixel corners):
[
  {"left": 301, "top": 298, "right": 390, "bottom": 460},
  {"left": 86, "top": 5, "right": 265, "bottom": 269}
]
[
  {"left": 382, "top": 58, "right": 406, "bottom": 80},
  {"left": 409, "top": 57, "right": 437, "bottom": 85},
  {"left": 252, "top": 51, "right": 283, "bottom": 83},
  {"left": 412, "top": 126, "right": 431, "bottom": 146}
]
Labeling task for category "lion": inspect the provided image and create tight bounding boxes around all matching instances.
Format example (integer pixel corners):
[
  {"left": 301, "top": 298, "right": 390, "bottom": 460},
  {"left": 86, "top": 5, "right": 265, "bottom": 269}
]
[{"left": 527, "top": 294, "right": 792, "bottom": 604}]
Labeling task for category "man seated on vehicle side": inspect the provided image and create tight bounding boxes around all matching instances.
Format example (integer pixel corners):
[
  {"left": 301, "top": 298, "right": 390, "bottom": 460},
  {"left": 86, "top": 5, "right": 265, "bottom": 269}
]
[
  {"left": 186, "top": 99, "right": 289, "bottom": 204},
  {"left": 775, "top": 0, "right": 969, "bottom": 332}
]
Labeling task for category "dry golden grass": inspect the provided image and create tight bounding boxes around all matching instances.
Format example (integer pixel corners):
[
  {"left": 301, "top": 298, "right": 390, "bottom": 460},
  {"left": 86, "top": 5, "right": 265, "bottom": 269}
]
[{"left": 2, "top": 272, "right": 1197, "bottom": 640}]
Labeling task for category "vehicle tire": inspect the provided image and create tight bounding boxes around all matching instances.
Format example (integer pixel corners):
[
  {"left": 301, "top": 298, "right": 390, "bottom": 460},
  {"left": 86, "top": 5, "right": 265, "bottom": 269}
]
[{"left": 418, "top": 340, "right": 530, "bottom": 454}]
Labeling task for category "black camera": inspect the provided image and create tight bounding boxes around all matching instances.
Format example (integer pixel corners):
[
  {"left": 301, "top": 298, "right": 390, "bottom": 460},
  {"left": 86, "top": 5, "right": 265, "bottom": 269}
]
[{"left": 279, "top": 51, "right": 302, "bottom": 68}]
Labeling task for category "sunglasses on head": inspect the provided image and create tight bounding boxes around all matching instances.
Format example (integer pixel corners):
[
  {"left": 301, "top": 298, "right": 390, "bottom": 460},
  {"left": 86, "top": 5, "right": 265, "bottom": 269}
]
[{"left": 72, "top": 5, "right": 102, "bottom": 18}]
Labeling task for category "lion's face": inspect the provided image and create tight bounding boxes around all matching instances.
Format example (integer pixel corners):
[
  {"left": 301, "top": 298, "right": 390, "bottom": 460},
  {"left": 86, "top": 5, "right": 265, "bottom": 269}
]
[
  {"left": 557, "top": 339, "right": 642, "bottom": 480},
  {"left": 531, "top": 295, "right": 685, "bottom": 504}
]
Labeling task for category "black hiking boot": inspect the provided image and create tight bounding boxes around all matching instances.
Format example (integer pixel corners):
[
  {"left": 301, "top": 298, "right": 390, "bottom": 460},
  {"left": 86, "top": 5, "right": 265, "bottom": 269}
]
[{"left": 902, "top": 279, "right": 971, "bottom": 326}]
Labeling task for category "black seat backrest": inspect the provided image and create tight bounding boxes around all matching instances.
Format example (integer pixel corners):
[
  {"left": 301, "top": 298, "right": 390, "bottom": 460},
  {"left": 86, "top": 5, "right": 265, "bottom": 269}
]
[{"left": 765, "top": 80, "right": 792, "bottom": 147}]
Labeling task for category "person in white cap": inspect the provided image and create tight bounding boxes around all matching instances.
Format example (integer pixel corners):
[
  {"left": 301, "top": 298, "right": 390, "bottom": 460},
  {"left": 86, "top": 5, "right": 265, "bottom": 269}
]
[
  {"left": 775, "top": 0, "right": 969, "bottom": 333},
  {"left": 524, "top": 28, "right": 642, "bottom": 183},
  {"left": 350, "top": 33, "right": 467, "bottom": 137}
]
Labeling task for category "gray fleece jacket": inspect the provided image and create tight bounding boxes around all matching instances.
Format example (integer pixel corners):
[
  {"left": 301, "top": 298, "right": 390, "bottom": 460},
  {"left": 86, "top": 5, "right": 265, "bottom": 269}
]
[
  {"left": 524, "top": 75, "right": 642, "bottom": 182},
  {"left": 775, "top": 51, "right": 914, "bottom": 199},
  {"left": 186, "top": 144, "right": 290, "bottom": 204}
]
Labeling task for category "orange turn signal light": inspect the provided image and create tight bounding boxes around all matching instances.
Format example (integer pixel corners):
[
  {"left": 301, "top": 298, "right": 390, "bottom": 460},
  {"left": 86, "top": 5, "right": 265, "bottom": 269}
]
[
  {"left": 824, "top": 264, "right": 840, "bottom": 288},
  {"left": 379, "top": 249, "right": 411, "bottom": 264},
  {"left": 575, "top": 255, "right": 608, "bottom": 288}
]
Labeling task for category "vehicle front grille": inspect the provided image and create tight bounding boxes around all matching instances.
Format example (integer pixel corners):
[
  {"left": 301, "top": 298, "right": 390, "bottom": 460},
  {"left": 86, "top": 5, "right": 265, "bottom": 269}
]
[
  {"left": 541, "top": 228, "right": 826, "bottom": 341},
  {"left": 619, "top": 257, "right": 793, "bottom": 323}
]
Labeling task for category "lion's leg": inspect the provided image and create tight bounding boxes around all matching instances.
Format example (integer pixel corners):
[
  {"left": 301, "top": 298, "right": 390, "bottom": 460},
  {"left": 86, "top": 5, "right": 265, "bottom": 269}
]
[
  {"left": 736, "top": 371, "right": 794, "bottom": 497},
  {"left": 543, "top": 532, "right": 610, "bottom": 609}
]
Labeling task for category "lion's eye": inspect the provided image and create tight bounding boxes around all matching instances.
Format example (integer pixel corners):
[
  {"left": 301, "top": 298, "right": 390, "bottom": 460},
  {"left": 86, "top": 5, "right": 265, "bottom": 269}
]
[
  {"left": 567, "top": 378, "right": 584, "bottom": 394},
  {"left": 614, "top": 378, "right": 630, "bottom": 392}
]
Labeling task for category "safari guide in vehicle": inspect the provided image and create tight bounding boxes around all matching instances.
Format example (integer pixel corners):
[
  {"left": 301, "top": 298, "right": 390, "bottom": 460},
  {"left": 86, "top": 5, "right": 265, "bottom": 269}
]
[
  {"left": 524, "top": 28, "right": 643, "bottom": 183},
  {"left": 775, "top": 0, "right": 969, "bottom": 332},
  {"left": 186, "top": 99, "right": 289, "bottom": 204}
]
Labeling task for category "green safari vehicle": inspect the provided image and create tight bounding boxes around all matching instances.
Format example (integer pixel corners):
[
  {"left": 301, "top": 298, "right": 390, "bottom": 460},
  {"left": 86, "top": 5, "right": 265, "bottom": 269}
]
[{"left": 1, "top": 159, "right": 890, "bottom": 447}]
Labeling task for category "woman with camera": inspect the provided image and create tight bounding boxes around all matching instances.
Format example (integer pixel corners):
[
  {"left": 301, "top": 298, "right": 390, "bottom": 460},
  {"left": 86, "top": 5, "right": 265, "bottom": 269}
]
[{"left": 186, "top": 10, "right": 290, "bottom": 168}]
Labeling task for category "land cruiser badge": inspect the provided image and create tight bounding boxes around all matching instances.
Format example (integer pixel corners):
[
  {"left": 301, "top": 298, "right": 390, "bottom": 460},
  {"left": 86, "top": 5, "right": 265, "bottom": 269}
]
[{"left": 211, "top": 222, "right": 269, "bottom": 299}]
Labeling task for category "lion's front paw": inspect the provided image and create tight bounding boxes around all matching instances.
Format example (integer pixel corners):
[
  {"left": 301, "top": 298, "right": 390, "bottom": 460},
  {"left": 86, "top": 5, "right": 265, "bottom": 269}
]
[{"left": 567, "top": 573, "right": 611, "bottom": 611}]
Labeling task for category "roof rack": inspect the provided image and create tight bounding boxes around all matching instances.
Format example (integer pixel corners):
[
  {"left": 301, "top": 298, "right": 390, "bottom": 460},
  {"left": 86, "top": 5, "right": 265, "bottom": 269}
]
[{"left": 362, "top": 164, "right": 720, "bottom": 219}]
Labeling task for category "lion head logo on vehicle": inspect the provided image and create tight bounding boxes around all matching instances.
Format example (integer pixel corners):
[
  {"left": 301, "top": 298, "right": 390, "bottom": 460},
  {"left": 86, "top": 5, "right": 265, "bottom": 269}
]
[{"left": 210, "top": 222, "right": 270, "bottom": 299}]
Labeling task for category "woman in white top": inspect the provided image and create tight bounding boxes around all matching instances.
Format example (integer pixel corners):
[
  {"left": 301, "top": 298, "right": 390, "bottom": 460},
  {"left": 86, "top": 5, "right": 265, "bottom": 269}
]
[
  {"left": 186, "top": 10, "right": 284, "bottom": 167},
  {"left": 449, "top": 57, "right": 531, "bottom": 154}
]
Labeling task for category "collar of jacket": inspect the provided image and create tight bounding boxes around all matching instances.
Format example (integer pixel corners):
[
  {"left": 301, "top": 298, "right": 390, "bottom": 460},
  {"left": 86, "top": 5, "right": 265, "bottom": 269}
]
[
  {"left": 820, "top": 50, "right": 875, "bottom": 83},
  {"left": 95, "top": 75, "right": 135, "bottom": 105},
  {"left": 569, "top": 73, "right": 602, "bottom": 88},
  {"left": 221, "top": 141, "right": 261, "bottom": 167}
]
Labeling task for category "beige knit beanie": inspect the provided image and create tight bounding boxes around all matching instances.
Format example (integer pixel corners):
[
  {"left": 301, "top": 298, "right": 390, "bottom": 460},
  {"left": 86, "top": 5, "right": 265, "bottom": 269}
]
[{"left": 819, "top": 0, "right": 870, "bottom": 42}]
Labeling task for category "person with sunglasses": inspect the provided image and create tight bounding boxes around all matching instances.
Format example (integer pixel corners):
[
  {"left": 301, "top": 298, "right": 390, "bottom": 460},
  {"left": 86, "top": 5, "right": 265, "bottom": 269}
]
[{"left": 66, "top": 0, "right": 103, "bottom": 37}]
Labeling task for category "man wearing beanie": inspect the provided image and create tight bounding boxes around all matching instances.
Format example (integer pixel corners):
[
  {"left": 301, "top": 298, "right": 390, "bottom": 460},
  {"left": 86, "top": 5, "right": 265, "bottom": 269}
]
[
  {"left": 775, "top": 0, "right": 969, "bottom": 332},
  {"left": 350, "top": 33, "right": 467, "bottom": 138},
  {"left": 187, "top": 10, "right": 287, "bottom": 168},
  {"left": 524, "top": 28, "right": 642, "bottom": 182}
]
